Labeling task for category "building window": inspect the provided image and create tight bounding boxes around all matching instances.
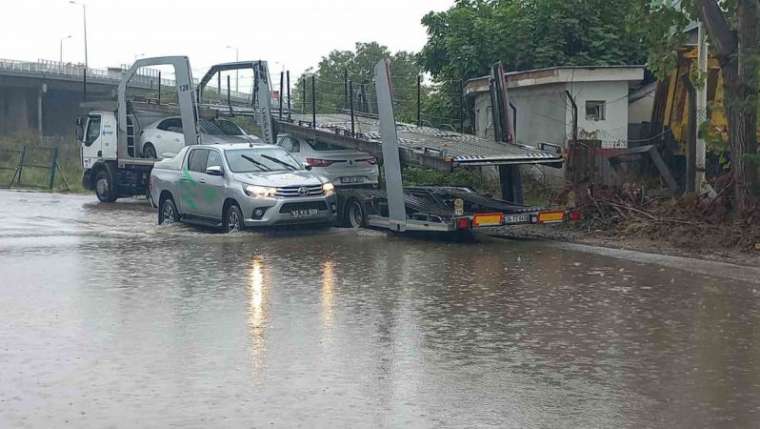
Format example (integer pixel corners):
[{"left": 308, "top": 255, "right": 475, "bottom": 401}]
[{"left": 585, "top": 100, "right": 606, "bottom": 121}]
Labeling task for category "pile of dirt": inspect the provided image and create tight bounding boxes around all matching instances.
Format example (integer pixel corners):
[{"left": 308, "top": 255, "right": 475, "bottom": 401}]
[{"left": 567, "top": 176, "right": 760, "bottom": 253}]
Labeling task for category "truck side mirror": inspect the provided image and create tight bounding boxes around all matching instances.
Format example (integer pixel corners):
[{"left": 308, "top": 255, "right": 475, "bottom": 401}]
[{"left": 75, "top": 117, "right": 84, "bottom": 141}]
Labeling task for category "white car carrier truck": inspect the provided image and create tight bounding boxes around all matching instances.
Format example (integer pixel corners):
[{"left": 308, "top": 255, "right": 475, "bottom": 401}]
[{"left": 78, "top": 57, "right": 274, "bottom": 203}]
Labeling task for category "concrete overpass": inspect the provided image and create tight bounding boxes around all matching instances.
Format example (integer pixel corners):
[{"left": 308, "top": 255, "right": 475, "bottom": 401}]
[{"left": 0, "top": 58, "right": 251, "bottom": 139}]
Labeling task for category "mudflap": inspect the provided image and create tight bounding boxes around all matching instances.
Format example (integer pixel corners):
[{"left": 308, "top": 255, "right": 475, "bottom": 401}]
[{"left": 82, "top": 169, "right": 95, "bottom": 191}]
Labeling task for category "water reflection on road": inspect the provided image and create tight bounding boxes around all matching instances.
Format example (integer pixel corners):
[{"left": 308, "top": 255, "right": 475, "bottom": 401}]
[{"left": 1, "top": 190, "right": 759, "bottom": 428}]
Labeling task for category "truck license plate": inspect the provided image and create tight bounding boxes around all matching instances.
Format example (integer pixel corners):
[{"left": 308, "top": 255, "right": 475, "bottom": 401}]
[
  {"left": 291, "top": 208, "right": 319, "bottom": 218},
  {"left": 504, "top": 214, "right": 530, "bottom": 224}
]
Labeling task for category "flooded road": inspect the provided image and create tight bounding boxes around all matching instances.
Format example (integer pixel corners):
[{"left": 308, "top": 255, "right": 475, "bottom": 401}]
[{"left": 2, "top": 190, "right": 760, "bottom": 428}]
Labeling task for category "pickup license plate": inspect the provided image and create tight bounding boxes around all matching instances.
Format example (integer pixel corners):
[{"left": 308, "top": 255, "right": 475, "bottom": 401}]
[
  {"left": 538, "top": 211, "right": 565, "bottom": 223},
  {"left": 340, "top": 176, "right": 363, "bottom": 184},
  {"left": 473, "top": 213, "right": 504, "bottom": 227},
  {"left": 504, "top": 214, "right": 530, "bottom": 225},
  {"left": 291, "top": 208, "right": 319, "bottom": 218}
]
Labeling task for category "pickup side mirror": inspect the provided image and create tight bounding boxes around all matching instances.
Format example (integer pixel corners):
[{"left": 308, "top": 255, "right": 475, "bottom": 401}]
[{"left": 206, "top": 165, "right": 224, "bottom": 176}]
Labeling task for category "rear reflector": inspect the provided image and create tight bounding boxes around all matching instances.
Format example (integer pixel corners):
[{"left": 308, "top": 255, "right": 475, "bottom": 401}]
[
  {"left": 537, "top": 211, "right": 565, "bottom": 224},
  {"left": 472, "top": 212, "right": 504, "bottom": 227}
]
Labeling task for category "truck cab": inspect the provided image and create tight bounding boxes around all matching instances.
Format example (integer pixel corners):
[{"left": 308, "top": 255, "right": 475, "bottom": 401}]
[
  {"left": 81, "top": 111, "right": 117, "bottom": 171},
  {"left": 78, "top": 56, "right": 200, "bottom": 202}
]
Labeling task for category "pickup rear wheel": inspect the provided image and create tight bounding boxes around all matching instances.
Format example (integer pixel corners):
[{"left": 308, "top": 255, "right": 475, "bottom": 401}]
[
  {"left": 158, "top": 196, "right": 179, "bottom": 225},
  {"left": 95, "top": 169, "right": 117, "bottom": 203},
  {"left": 225, "top": 203, "right": 243, "bottom": 233}
]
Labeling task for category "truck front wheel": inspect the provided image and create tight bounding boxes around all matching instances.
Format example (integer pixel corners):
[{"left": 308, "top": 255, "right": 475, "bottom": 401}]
[{"left": 95, "top": 169, "right": 118, "bottom": 203}]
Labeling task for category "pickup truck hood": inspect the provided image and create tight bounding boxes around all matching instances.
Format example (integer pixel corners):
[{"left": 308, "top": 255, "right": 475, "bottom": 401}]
[{"left": 233, "top": 170, "right": 325, "bottom": 187}]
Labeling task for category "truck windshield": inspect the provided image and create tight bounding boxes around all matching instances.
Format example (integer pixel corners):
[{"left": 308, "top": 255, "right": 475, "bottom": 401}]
[
  {"left": 215, "top": 120, "right": 245, "bottom": 136},
  {"left": 225, "top": 148, "right": 302, "bottom": 173},
  {"left": 199, "top": 119, "right": 225, "bottom": 135}
]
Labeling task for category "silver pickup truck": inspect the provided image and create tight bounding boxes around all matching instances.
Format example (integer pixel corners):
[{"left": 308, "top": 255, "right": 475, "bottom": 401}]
[{"left": 149, "top": 143, "right": 338, "bottom": 232}]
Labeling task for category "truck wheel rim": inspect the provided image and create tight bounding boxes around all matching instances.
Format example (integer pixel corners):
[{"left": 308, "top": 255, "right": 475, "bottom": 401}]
[
  {"left": 162, "top": 203, "right": 175, "bottom": 224},
  {"left": 228, "top": 210, "right": 240, "bottom": 232}
]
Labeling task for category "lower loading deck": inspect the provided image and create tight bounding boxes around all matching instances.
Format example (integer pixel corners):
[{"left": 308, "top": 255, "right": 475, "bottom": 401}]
[{"left": 336, "top": 186, "right": 574, "bottom": 233}]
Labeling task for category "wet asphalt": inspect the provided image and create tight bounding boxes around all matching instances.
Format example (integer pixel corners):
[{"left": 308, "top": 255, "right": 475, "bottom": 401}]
[{"left": 1, "top": 190, "right": 759, "bottom": 428}]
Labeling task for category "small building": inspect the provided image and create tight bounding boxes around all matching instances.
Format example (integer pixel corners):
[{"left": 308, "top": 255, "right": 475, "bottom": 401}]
[{"left": 464, "top": 66, "right": 646, "bottom": 150}]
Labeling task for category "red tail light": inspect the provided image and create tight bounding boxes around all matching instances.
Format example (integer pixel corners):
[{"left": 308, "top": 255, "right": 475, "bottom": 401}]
[
  {"left": 456, "top": 218, "right": 471, "bottom": 230},
  {"left": 569, "top": 210, "right": 582, "bottom": 222},
  {"left": 306, "top": 158, "right": 336, "bottom": 167}
]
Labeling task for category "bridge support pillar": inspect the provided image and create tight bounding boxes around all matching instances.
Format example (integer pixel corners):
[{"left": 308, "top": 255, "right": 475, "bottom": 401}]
[{"left": 37, "top": 84, "right": 47, "bottom": 142}]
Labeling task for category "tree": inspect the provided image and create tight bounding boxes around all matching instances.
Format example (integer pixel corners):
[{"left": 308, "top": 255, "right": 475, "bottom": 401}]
[
  {"left": 292, "top": 42, "right": 423, "bottom": 123},
  {"left": 637, "top": 0, "right": 759, "bottom": 212},
  {"left": 419, "top": 0, "right": 649, "bottom": 131}
]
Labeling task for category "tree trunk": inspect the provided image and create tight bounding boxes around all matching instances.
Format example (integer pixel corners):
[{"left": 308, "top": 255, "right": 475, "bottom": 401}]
[
  {"left": 723, "top": 62, "right": 758, "bottom": 212},
  {"left": 730, "top": 0, "right": 759, "bottom": 212},
  {"left": 696, "top": 0, "right": 759, "bottom": 212}
]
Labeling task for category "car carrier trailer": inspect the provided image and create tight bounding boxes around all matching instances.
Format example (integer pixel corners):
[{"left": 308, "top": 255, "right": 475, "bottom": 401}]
[
  {"left": 163, "top": 59, "right": 575, "bottom": 234},
  {"left": 326, "top": 60, "right": 574, "bottom": 233}
]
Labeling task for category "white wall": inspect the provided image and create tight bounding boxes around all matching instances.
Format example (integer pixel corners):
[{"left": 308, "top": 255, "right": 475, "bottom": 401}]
[
  {"left": 565, "top": 81, "right": 630, "bottom": 148},
  {"left": 473, "top": 83, "right": 567, "bottom": 148},
  {"left": 474, "top": 80, "right": 631, "bottom": 149}
]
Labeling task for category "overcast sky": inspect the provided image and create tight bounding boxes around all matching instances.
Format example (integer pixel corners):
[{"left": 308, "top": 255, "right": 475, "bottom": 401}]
[{"left": 1, "top": 0, "right": 454, "bottom": 80}]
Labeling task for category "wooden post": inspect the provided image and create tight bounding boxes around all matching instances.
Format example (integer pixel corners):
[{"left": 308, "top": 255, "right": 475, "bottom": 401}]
[{"left": 682, "top": 75, "right": 697, "bottom": 193}]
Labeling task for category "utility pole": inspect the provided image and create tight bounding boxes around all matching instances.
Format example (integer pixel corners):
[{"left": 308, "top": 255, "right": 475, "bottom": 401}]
[
  {"left": 69, "top": 1, "right": 88, "bottom": 101},
  {"left": 59, "top": 35, "right": 71, "bottom": 64}
]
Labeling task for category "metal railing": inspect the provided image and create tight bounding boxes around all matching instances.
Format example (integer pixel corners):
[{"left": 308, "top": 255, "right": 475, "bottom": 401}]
[{"left": 0, "top": 58, "right": 255, "bottom": 99}]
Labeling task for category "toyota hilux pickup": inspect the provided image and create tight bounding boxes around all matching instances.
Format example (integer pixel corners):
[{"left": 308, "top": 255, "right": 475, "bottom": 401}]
[{"left": 150, "top": 143, "right": 337, "bottom": 231}]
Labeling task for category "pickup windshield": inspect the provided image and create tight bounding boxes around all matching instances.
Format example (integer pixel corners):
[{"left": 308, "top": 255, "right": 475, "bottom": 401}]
[{"left": 225, "top": 148, "right": 302, "bottom": 173}]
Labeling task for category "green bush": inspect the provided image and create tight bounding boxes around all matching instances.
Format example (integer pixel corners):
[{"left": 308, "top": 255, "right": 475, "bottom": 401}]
[{"left": 0, "top": 132, "right": 84, "bottom": 192}]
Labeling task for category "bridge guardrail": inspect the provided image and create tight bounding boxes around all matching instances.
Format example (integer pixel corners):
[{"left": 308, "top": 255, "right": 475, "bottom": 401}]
[{"left": 0, "top": 58, "right": 254, "bottom": 99}]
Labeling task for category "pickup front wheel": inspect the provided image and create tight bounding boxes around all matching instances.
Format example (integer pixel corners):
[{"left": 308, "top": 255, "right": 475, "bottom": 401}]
[
  {"left": 158, "top": 196, "right": 179, "bottom": 225},
  {"left": 225, "top": 203, "right": 243, "bottom": 233}
]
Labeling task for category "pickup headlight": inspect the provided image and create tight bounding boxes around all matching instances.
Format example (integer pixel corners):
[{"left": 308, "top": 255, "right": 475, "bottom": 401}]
[
  {"left": 244, "top": 185, "right": 277, "bottom": 198},
  {"left": 322, "top": 182, "right": 335, "bottom": 196}
]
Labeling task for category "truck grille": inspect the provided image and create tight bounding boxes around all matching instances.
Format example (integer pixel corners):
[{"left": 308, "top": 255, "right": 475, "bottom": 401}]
[
  {"left": 275, "top": 184, "right": 324, "bottom": 197},
  {"left": 279, "top": 201, "right": 328, "bottom": 213}
]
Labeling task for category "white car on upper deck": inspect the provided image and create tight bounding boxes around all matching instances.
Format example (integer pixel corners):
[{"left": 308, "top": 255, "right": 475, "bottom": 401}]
[{"left": 140, "top": 116, "right": 262, "bottom": 159}]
